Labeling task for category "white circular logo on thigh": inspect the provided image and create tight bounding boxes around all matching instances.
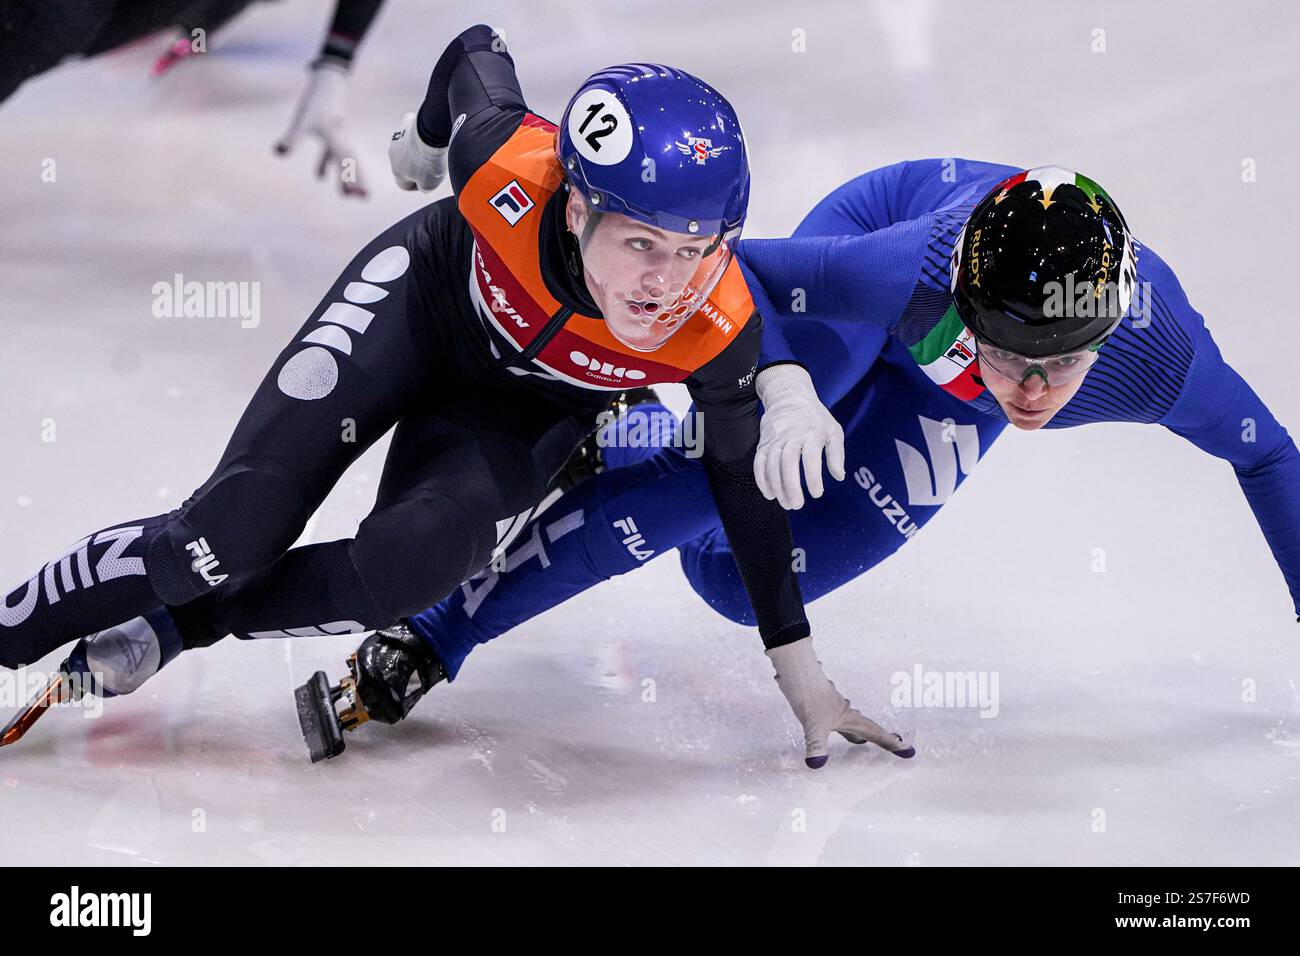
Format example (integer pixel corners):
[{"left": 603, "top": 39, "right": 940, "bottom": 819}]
[
  {"left": 278, "top": 346, "right": 339, "bottom": 400},
  {"left": 567, "top": 89, "right": 633, "bottom": 166}
]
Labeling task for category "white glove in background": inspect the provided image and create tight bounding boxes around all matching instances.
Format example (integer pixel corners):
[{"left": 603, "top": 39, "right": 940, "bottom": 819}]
[
  {"left": 754, "top": 363, "right": 846, "bottom": 510},
  {"left": 387, "top": 111, "right": 449, "bottom": 193},
  {"left": 275, "top": 60, "right": 367, "bottom": 197}
]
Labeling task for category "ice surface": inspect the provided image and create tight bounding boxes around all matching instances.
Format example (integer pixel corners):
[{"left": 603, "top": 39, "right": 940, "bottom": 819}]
[{"left": 1, "top": 0, "right": 1298, "bottom": 865}]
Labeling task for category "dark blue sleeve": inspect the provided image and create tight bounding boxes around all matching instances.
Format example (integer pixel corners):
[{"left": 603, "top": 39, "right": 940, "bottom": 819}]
[
  {"left": 735, "top": 224, "right": 924, "bottom": 409},
  {"left": 793, "top": 159, "right": 1015, "bottom": 234},
  {"left": 735, "top": 219, "right": 927, "bottom": 333},
  {"left": 737, "top": 257, "right": 801, "bottom": 370},
  {"left": 1161, "top": 325, "right": 1300, "bottom": 617},
  {"left": 737, "top": 257, "right": 887, "bottom": 411}
]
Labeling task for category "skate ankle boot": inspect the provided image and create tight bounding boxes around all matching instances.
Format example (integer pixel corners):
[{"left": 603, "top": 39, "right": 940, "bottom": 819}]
[
  {"left": 65, "top": 606, "right": 185, "bottom": 698},
  {"left": 553, "top": 387, "right": 664, "bottom": 492},
  {"left": 2, "top": 607, "right": 184, "bottom": 748},
  {"left": 353, "top": 622, "right": 448, "bottom": 725},
  {"left": 295, "top": 621, "right": 447, "bottom": 762}
]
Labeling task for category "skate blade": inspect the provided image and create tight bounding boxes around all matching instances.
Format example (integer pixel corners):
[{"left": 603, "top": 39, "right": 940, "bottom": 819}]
[
  {"left": 294, "top": 671, "right": 347, "bottom": 763},
  {"left": 294, "top": 665, "right": 371, "bottom": 764},
  {"left": 1, "top": 670, "right": 69, "bottom": 749}
]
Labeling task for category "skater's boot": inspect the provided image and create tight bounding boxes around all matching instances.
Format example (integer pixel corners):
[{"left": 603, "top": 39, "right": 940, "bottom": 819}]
[
  {"left": 353, "top": 622, "right": 448, "bottom": 725},
  {"left": 294, "top": 622, "right": 447, "bottom": 761},
  {"left": 2, "top": 606, "right": 185, "bottom": 748},
  {"left": 65, "top": 606, "right": 186, "bottom": 698}
]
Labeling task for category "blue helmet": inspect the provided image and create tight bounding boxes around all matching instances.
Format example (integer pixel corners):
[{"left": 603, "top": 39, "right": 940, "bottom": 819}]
[{"left": 557, "top": 64, "right": 750, "bottom": 239}]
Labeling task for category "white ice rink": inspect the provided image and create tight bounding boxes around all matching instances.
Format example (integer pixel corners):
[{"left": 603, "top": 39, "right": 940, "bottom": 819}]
[{"left": 1, "top": 0, "right": 1298, "bottom": 865}]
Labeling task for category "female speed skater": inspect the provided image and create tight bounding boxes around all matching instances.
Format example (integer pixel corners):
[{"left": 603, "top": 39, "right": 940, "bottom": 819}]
[
  {"left": 2, "top": 26, "right": 914, "bottom": 764},
  {"left": 319, "top": 158, "right": 1300, "bottom": 766}
]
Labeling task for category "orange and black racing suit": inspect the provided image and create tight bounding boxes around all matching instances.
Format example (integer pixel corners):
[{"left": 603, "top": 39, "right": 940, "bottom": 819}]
[{"left": 0, "top": 25, "right": 809, "bottom": 669}]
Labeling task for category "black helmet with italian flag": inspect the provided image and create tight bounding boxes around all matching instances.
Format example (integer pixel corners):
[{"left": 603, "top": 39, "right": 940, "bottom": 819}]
[{"left": 950, "top": 166, "right": 1137, "bottom": 358}]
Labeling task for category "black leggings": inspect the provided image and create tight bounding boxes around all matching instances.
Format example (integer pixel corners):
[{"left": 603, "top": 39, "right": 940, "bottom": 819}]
[{"left": 1, "top": 206, "right": 602, "bottom": 667}]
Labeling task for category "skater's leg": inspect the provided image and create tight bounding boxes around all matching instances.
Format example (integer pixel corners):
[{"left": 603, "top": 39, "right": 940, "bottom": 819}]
[
  {"left": 65, "top": 404, "right": 708, "bottom": 698},
  {"left": 1, "top": 212, "right": 440, "bottom": 668},
  {"left": 600, "top": 401, "right": 679, "bottom": 470},
  {"left": 408, "top": 442, "right": 720, "bottom": 678},
  {"left": 174, "top": 374, "right": 605, "bottom": 643}
]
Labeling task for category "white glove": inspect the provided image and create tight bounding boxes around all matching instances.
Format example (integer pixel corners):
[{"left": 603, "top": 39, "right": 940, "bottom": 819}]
[
  {"left": 754, "top": 364, "right": 846, "bottom": 510},
  {"left": 275, "top": 60, "right": 367, "bottom": 197},
  {"left": 388, "top": 111, "right": 449, "bottom": 193},
  {"left": 766, "top": 637, "right": 914, "bottom": 768}
]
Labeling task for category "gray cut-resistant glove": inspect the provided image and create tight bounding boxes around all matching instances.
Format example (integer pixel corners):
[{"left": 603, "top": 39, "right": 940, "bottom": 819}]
[{"left": 766, "top": 637, "right": 915, "bottom": 768}]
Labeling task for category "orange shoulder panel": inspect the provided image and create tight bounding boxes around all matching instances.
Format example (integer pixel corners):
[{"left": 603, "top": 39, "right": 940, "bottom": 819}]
[{"left": 459, "top": 120, "right": 566, "bottom": 313}]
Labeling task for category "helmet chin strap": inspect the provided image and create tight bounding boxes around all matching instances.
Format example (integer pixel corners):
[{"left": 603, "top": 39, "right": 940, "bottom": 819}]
[
  {"left": 570, "top": 195, "right": 610, "bottom": 295},
  {"left": 578, "top": 206, "right": 605, "bottom": 247},
  {"left": 562, "top": 187, "right": 607, "bottom": 309}
]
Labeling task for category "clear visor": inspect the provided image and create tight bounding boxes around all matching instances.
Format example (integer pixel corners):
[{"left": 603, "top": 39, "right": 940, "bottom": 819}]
[
  {"left": 976, "top": 338, "right": 1101, "bottom": 386},
  {"left": 578, "top": 210, "right": 739, "bottom": 352}
]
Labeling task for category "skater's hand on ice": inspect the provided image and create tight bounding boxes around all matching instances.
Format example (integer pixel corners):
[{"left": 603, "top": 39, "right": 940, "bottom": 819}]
[
  {"left": 388, "top": 111, "right": 449, "bottom": 193},
  {"left": 754, "top": 364, "right": 845, "bottom": 510},
  {"left": 766, "top": 637, "right": 914, "bottom": 768},
  {"left": 275, "top": 59, "right": 368, "bottom": 198}
]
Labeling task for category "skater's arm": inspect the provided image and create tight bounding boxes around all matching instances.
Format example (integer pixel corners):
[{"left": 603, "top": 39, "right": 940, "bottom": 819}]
[
  {"left": 687, "top": 319, "right": 915, "bottom": 768},
  {"left": 739, "top": 256, "right": 890, "bottom": 412},
  {"left": 414, "top": 24, "right": 528, "bottom": 194},
  {"left": 272, "top": 0, "right": 389, "bottom": 196},
  {"left": 1162, "top": 328, "right": 1300, "bottom": 619},
  {"left": 738, "top": 255, "right": 804, "bottom": 373},
  {"left": 792, "top": 159, "right": 1016, "bottom": 236},
  {"left": 316, "top": 0, "right": 385, "bottom": 66},
  {"left": 737, "top": 228, "right": 914, "bottom": 413},
  {"left": 687, "top": 316, "right": 811, "bottom": 649},
  {"left": 735, "top": 221, "right": 928, "bottom": 332}
]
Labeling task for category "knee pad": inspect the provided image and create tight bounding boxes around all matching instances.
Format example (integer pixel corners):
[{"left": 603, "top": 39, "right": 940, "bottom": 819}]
[
  {"left": 352, "top": 493, "right": 496, "bottom": 621},
  {"left": 148, "top": 460, "right": 314, "bottom": 605}
]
